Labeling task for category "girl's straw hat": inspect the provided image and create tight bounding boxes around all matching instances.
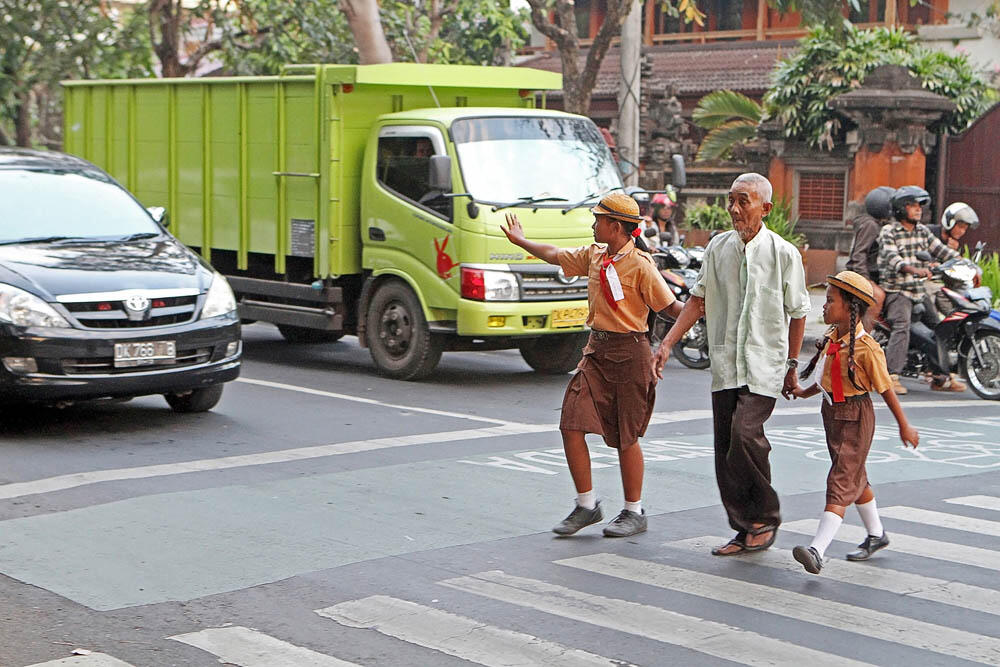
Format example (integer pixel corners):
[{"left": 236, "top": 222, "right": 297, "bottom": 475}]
[
  {"left": 827, "top": 270, "right": 876, "bottom": 307},
  {"left": 591, "top": 192, "right": 644, "bottom": 224}
]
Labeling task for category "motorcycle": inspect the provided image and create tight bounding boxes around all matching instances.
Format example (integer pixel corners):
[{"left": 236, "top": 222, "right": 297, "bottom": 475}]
[
  {"left": 645, "top": 229, "right": 710, "bottom": 369},
  {"left": 873, "top": 253, "right": 1000, "bottom": 400}
]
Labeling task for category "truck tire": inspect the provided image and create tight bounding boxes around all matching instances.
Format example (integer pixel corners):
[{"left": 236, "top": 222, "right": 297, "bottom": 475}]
[
  {"left": 164, "top": 384, "right": 224, "bottom": 413},
  {"left": 366, "top": 281, "right": 444, "bottom": 380},
  {"left": 276, "top": 324, "right": 343, "bottom": 344},
  {"left": 518, "top": 332, "right": 588, "bottom": 374}
]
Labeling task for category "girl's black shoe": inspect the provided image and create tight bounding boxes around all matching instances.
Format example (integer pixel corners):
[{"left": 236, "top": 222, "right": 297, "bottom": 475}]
[
  {"left": 846, "top": 532, "right": 890, "bottom": 561},
  {"left": 793, "top": 545, "right": 823, "bottom": 574}
]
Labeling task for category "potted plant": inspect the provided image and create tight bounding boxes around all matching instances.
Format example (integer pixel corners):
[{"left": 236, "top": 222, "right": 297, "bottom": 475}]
[{"left": 682, "top": 199, "right": 729, "bottom": 247}]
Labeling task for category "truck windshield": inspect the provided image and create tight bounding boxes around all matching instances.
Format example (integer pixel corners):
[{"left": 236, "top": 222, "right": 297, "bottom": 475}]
[
  {"left": 451, "top": 116, "right": 621, "bottom": 206},
  {"left": 0, "top": 169, "right": 161, "bottom": 243}
]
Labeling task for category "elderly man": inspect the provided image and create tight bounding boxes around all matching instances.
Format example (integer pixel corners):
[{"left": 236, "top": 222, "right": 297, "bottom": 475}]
[{"left": 654, "top": 173, "right": 810, "bottom": 555}]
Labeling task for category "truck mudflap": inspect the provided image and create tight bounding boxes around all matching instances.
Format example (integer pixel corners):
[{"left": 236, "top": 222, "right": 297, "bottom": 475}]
[{"left": 228, "top": 276, "right": 343, "bottom": 331}]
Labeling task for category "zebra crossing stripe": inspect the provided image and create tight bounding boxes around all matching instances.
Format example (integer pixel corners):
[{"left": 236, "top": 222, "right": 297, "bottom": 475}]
[
  {"left": 169, "top": 626, "right": 358, "bottom": 666},
  {"left": 666, "top": 536, "right": 1000, "bottom": 618},
  {"left": 23, "top": 655, "right": 134, "bottom": 667},
  {"left": 556, "top": 553, "right": 1000, "bottom": 665},
  {"left": 879, "top": 506, "right": 1000, "bottom": 537},
  {"left": 945, "top": 495, "right": 1000, "bottom": 512},
  {"left": 316, "top": 595, "right": 626, "bottom": 666},
  {"left": 440, "top": 570, "right": 872, "bottom": 666},
  {"left": 782, "top": 519, "right": 1000, "bottom": 572}
]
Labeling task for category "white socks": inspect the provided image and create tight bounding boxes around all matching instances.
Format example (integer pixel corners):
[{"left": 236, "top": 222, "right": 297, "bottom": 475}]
[
  {"left": 856, "top": 498, "right": 884, "bottom": 537},
  {"left": 809, "top": 511, "right": 843, "bottom": 558},
  {"left": 576, "top": 490, "right": 597, "bottom": 510},
  {"left": 624, "top": 500, "right": 642, "bottom": 514}
]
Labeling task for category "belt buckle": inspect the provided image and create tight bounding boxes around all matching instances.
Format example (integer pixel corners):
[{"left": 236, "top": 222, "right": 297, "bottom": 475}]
[{"left": 593, "top": 330, "right": 608, "bottom": 340}]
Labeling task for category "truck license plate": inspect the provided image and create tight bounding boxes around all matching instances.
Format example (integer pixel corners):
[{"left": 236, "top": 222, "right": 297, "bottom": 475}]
[
  {"left": 551, "top": 306, "right": 588, "bottom": 328},
  {"left": 113, "top": 341, "right": 176, "bottom": 368}
]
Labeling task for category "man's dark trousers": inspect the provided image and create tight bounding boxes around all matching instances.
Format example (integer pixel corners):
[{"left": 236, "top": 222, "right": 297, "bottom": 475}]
[
  {"left": 711, "top": 387, "right": 780, "bottom": 534},
  {"left": 883, "top": 291, "right": 915, "bottom": 374}
]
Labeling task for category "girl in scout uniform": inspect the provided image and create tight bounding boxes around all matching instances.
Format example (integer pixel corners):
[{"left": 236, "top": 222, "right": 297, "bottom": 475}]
[
  {"left": 501, "top": 192, "right": 682, "bottom": 538},
  {"left": 789, "top": 270, "right": 920, "bottom": 574}
]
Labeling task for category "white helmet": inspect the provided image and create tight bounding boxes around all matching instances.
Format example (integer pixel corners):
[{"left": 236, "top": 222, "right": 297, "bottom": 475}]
[{"left": 941, "top": 202, "right": 980, "bottom": 231}]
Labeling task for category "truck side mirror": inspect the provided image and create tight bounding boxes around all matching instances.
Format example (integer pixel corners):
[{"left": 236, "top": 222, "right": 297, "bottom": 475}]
[
  {"left": 670, "top": 154, "right": 686, "bottom": 189},
  {"left": 147, "top": 206, "right": 169, "bottom": 228},
  {"left": 428, "top": 155, "right": 452, "bottom": 192}
]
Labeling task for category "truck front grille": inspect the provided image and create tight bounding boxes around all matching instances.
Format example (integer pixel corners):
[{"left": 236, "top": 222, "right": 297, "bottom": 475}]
[
  {"left": 515, "top": 271, "right": 589, "bottom": 302},
  {"left": 60, "top": 347, "right": 212, "bottom": 375},
  {"left": 64, "top": 295, "right": 198, "bottom": 329}
]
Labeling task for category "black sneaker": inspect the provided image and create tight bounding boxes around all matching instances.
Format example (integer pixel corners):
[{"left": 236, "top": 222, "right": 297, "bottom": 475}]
[
  {"left": 846, "top": 532, "right": 890, "bottom": 561},
  {"left": 602, "top": 509, "right": 647, "bottom": 537},
  {"left": 793, "top": 545, "right": 823, "bottom": 574},
  {"left": 552, "top": 501, "right": 603, "bottom": 535}
]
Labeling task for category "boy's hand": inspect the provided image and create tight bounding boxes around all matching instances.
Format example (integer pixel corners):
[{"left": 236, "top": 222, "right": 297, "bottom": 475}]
[
  {"left": 788, "top": 385, "right": 811, "bottom": 400},
  {"left": 899, "top": 423, "right": 919, "bottom": 449},
  {"left": 501, "top": 213, "right": 526, "bottom": 247},
  {"left": 652, "top": 344, "right": 670, "bottom": 380}
]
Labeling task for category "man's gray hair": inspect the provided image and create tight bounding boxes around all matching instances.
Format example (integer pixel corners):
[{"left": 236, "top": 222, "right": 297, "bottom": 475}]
[{"left": 731, "top": 173, "right": 773, "bottom": 204}]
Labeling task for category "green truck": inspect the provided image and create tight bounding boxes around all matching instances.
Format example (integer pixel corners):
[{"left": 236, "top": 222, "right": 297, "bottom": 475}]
[{"left": 63, "top": 63, "right": 621, "bottom": 379}]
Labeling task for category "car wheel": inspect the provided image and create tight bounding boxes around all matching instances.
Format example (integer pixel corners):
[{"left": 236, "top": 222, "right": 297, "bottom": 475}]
[
  {"left": 164, "top": 384, "right": 225, "bottom": 413},
  {"left": 518, "top": 332, "right": 588, "bottom": 374},
  {"left": 366, "top": 281, "right": 443, "bottom": 380}
]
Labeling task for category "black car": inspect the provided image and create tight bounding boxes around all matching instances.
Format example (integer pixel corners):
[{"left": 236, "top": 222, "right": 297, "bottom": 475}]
[{"left": 0, "top": 148, "right": 240, "bottom": 412}]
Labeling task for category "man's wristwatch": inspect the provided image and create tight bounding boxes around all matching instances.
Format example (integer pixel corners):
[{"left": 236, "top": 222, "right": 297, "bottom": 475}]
[{"left": 785, "top": 358, "right": 799, "bottom": 370}]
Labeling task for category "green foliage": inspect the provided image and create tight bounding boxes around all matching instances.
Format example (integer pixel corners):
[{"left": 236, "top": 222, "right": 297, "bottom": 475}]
[
  {"left": 765, "top": 197, "right": 806, "bottom": 248},
  {"left": 692, "top": 90, "right": 763, "bottom": 161},
  {"left": 683, "top": 199, "right": 731, "bottom": 231},
  {"left": 974, "top": 252, "right": 1000, "bottom": 309},
  {"left": 764, "top": 25, "right": 993, "bottom": 150}
]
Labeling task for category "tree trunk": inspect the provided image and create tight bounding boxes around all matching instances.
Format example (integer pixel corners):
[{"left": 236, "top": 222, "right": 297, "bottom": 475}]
[
  {"left": 15, "top": 91, "right": 32, "bottom": 147},
  {"left": 340, "top": 0, "right": 393, "bottom": 64}
]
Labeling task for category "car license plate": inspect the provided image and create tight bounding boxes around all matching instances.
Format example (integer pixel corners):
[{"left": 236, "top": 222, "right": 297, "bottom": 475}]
[
  {"left": 551, "top": 306, "right": 588, "bottom": 328},
  {"left": 113, "top": 341, "right": 176, "bottom": 368}
]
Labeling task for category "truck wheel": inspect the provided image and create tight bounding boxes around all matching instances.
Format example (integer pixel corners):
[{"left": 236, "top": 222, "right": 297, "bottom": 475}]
[
  {"left": 277, "top": 324, "right": 343, "bottom": 344},
  {"left": 366, "top": 281, "right": 444, "bottom": 380},
  {"left": 164, "top": 385, "right": 225, "bottom": 413},
  {"left": 518, "top": 332, "right": 588, "bottom": 374}
]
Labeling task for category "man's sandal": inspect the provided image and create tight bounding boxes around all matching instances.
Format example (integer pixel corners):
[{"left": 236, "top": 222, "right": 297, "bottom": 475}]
[
  {"left": 742, "top": 525, "right": 778, "bottom": 552},
  {"left": 711, "top": 533, "right": 748, "bottom": 556}
]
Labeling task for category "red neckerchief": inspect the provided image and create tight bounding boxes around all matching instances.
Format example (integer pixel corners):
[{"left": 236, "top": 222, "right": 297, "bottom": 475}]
[
  {"left": 599, "top": 253, "right": 619, "bottom": 310},
  {"left": 825, "top": 341, "right": 845, "bottom": 403}
]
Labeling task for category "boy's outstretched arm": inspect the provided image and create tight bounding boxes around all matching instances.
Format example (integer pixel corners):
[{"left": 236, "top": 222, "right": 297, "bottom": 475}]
[
  {"left": 501, "top": 213, "right": 561, "bottom": 265},
  {"left": 880, "top": 389, "right": 919, "bottom": 448}
]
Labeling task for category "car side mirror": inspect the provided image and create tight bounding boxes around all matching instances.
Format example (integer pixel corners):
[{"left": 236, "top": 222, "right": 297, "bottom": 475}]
[
  {"left": 147, "top": 206, "right": 169, "bottom": 228},
  {"left": 428, "top": 155, "right": 452, "bottom": 192},
  {"left": 670, "top": 154, "right": 686, "bottom": 189}
]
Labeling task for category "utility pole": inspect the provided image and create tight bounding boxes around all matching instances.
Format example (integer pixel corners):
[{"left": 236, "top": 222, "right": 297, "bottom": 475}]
[{"left": 617, "top": 0, "right": 642, "bottom": 186}]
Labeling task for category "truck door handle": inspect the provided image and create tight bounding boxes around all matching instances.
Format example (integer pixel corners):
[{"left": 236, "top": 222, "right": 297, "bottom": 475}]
[{"left": 369, "top": 227, "right": 386, "bottom": 241}]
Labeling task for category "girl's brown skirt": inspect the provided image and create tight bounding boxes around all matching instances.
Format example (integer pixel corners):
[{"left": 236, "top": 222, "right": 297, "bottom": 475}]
[
  {"left": 559, "top": 331, "right": 655, "bottom": 449},
  {"left": 821, "top": 393, "right": 876, "bottom": 506}
]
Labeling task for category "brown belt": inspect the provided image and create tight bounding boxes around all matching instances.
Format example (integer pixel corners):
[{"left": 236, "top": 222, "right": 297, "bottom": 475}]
[
  {"left": 826, "top": 392, "right": 870, "bottom": 403},
  {"left": 590, "top": 329, "right": 645, "bottom": 340}
]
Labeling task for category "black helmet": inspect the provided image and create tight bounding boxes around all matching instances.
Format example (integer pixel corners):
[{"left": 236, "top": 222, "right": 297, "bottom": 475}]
[
  {"left": 890, "top": 185, "right": 930, "bottom": 220},
  {"left": 941, "top": 202, "right": 980, "bottom": 231},
  {"left": 864, "top": 186, "right": 895, "bottom": 220}
]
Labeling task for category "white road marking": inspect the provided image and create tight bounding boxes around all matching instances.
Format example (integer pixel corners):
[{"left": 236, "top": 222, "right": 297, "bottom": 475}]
[
  {"left": 557, "top": 553, "right": 1000, "bottom": 665},
  {"left": 316, "top": 595, "right": 628, "bottom": 666},
  {"left": 946, "top": 495, "right": 1000, "bottom": 512},
  {"left": 781, "top": 519, "right": 1000, "bottom": 572},
  {"left": 237, "top": 377, "right": 519, "bottom": 425},
  {"left": 24, "top": 655, "right": 135, "bottom": 667},
  {"left": 667, "top": 536, "right": 1000, "bottom": 617},
  {"left": 170, "top": 626, "right": 358, "bottom": 666},
  {"left": 440, "top": 570, "right": 872, "bottom": 666},
  {"left": 879, "top": 505, "right": 1000, "bottom": 537},
  {"left": 0, "top": 423, "right": 549, "bottom": 501}
]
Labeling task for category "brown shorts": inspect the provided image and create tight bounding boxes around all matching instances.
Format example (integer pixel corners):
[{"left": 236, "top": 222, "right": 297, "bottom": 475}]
[
  {"left": 821, "top": 393, "right": 876, "bottom": 507},
  {"left": 559, "top": 331, "right": 655, "bottom": 449}
]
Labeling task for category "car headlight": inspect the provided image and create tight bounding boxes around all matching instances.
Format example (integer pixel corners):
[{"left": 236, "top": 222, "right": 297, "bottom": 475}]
[
  {"left": 0, "top": 283, "right": 70, "bottom": 328},
  {"left": 200, "top": 273, "right": 237, "bottom": 319},
  {"left": 460, "top": 267, "right": 520, "bottom": 301}
]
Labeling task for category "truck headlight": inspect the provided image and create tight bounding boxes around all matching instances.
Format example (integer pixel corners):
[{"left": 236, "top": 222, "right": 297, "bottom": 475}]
[
  {"left": 0, "top": 283, "right": 70, "bottom": 328},
  {"left": 461, "top": 267, "right": 519, "bottom": 301},
  {"left": 200, "top": 273, "right": 237, "bottom": 319}
]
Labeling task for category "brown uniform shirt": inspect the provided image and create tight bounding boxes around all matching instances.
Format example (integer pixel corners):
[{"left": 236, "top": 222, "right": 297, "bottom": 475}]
[
  {"left": 557, "top": 242, "right": 675, "bottom": 333},
  {"left": 819, "top": 323, "right": 892, "bottom": 397}
]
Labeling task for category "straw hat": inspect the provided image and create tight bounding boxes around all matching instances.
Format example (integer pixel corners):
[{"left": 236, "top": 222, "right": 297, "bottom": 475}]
[
  {"left": 827, "top": 270, "right": 876, "bottom": 307},
  {"left": 591, "top": 192, "right": 644, "bottom": 224}
]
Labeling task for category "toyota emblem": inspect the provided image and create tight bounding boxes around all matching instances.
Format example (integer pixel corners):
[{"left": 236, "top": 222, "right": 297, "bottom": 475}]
[{"left": 124, "top": 295, "right": 150, "bottom": 312}]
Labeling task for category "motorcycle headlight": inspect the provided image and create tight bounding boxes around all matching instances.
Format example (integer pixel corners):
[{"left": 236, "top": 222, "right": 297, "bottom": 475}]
[
  {"left": 0, "top": 283, "right": 70, "bottom": 328},
  {"left": 200, "top": 273, "right": 237, "bottom": 319}
]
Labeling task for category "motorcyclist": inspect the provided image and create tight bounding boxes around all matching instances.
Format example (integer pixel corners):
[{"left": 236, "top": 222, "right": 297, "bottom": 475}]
[
  {"left": 846, "top": 186, "right": 893, "bottom": 330},
  {"left": 876, "top": 185, "right": 964, "bottom": 394},
  {"left": 650, "top": 188, "right": 679, "bottom": 246},
  {"left": 926, "top": 202, "right": 982, "bottom": 317},
  {"left": 625, "top": 186, "right": 658, "bottom": 241}
]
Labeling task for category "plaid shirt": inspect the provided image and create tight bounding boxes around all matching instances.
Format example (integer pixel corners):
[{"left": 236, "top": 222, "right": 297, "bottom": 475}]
[{"left": 877, "top": 221, "right": 959, "bottom": 300}]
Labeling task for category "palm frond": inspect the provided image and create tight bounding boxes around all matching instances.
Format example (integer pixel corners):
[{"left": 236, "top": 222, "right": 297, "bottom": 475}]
[
  {"left": 695, "top": 120, "right": 757, "bottom": 162},
  {"left": 692, "top": 90, "right": 763, "bottom": 130}
]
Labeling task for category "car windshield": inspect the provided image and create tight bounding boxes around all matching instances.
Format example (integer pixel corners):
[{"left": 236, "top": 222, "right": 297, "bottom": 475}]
[
  {"left": 0, "top": 168, "right": 161, "bottom": 243},
  {"left": 451, "top": 116, "right": 621, "bottom": 205}
]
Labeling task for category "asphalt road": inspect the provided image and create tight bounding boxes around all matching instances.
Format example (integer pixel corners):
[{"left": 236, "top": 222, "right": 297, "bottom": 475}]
[{"left": 2, "top": 324, "right": 999, "bottom": 666}]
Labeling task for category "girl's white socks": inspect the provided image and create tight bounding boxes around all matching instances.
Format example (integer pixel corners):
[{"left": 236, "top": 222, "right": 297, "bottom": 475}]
[
  {"left": 576, "top": 490, "right": 597, "bottom": 510},
  {"left": 809, "top": 511, "right": 844, "bottom": 558},
  {"left": 856, "top": 498, "right": 884, "bottom": 537}
]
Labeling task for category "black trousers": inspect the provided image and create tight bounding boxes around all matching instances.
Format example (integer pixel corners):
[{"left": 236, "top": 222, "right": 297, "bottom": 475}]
[{"left": 711, "top": 387, "right": 780, "bottom": 534}]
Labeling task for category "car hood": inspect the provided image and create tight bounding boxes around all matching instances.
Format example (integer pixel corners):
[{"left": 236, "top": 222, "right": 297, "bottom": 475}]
[{"left": 0, "top": 237, "right": 209, "bottom": 300}]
